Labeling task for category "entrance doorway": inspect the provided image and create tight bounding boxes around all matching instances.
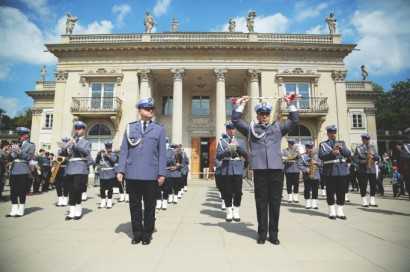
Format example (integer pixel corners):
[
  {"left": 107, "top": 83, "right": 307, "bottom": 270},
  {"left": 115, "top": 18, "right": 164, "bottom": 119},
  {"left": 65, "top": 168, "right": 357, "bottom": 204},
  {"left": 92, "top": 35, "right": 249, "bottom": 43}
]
[{"left": 191, "top": 137, "right": 216, "bottom": 178}]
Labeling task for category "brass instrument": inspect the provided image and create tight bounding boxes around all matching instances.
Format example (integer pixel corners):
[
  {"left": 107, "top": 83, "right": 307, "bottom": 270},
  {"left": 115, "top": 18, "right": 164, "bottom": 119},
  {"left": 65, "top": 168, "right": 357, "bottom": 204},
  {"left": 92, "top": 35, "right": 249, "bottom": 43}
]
[
  {"left": 287, "top": 147, "right": 299, "bottom": 161},
  {"left": 49, "top": 156, "right": 65, "bottom": 184},
  {"left": 308, "top": 156, "right": 318, "bottom": 179},
  {"left": 366, "top": 146, "right": 375, "bottom": 170}
]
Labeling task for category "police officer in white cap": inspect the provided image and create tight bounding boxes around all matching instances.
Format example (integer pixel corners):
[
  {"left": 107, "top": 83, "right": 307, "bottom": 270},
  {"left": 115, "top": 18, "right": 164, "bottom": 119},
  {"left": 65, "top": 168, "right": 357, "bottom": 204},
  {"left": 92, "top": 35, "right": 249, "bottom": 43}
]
[
  {"left": 65, "top": 121, "right": 92, "bottom": 220},
  {"left": 117, "top": 98, "right": 167, "bottom": 245},
  {"left": 282, "top": 140, "right": 301, "bottom": 203},
  {"left": 96, "top": 141, "right": 118, "bottom": 209},
  {"left": 55, "top": 136, "right": 70, "bottom": 207},
  {"left": 6, "top": 127, "right": 35, "bottom": 217},
  {"left": 353, "top": 133, "right": 380, "bottom": 207},
  {"left": 298, "top": 143, "right": 321, "bottom": 209},
  {"left": 231, "top": 95, "right": 299, "bottom": 245},
  {"left": 319, "top": 125, "right": 351, "bottom": 220}
]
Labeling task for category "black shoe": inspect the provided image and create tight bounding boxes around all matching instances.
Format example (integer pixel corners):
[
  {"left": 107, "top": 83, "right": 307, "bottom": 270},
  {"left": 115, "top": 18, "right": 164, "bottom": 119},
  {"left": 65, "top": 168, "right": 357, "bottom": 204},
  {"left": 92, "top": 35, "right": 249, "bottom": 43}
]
[
  {"left": 233, "top": 218, "right": 240, "bottom": 222},
  {"left": 328, "top": 215, "right": 336, "bottom": 220},
  {"left": 257, "top": 238, "right": 266, "bottom": 244},
  {"left": 74, "top": 216, "right": 82, "bottom": 220},
  {"left": 370, "top": 204, "right": 378, "bottom": 207},
  {"left": 337, "top": 215, "right": 347, "bottom": 220},
  {"left": 65, "top": 216, "right": 73, "bottom": 221},
  {"left": 131, "top": 237, "right": 141, "bottom": 245},
  {"left": 225, "top": 218, "right": 232, "bottom": 222},
  {"left": 269, "top": 238, "right": 280, "bottom": 245},
  {"left": 5, "top": 214, "right": 15, "bottom": 218},
  {"left": 141, "top": 233, "right": 152, "bottom": 245}
]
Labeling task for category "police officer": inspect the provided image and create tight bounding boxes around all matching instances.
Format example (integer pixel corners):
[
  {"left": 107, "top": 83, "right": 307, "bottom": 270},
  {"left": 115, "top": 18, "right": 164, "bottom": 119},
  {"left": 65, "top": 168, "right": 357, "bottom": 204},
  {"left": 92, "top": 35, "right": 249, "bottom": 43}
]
[
  {"left": 298, "top": 143, "right": 321, "bottom": 209},
  {"left": 38, "top": 149, "right": 52, "bottom": 192},
  {"left": 96, "top": 141, "right": 118, "bottom": 209},
  {"left": 214, "top": 157, "right": 225, "bottom": 210},
  {"left": 318, "top": 125, "right": 351, "bottom": 220},
  {"left": 180, "top": 144, "right": 189, "bottom": 193},
  {"left": 216, "top": 121, "right": 247, "bottom": 222},
  {"left": 353, "top": 133, "right": 380, "bottom": 207},
  {"left": 165, "top": 144, "right": 182, "bottom": 205},
  {"left": 0, "top": 140, "right": 10, "bottom": 200},
  {"left": 55, "top": 137, "right": 70, "bottom": 207},
  {"left": 65, "top": 121, "right": 92, "bottom": 221},
  {"left": 282, "top": 140, "right": 301, "bottom": 203},
  {"left": 117, "top": 98, "right": 166, "bottom": 245},
  {"left": 6, "top": 127, "right": 36, "bottom": 217},
  {"left": 231, "top": 95, "right": 299, "bottom": 245}
]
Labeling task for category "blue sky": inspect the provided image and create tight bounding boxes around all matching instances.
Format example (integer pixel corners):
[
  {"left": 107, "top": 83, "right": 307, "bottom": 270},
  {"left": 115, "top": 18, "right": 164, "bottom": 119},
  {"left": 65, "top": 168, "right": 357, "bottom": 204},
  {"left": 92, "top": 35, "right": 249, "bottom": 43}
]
[{"left": 0, "top": 0, "right": 409, "bottom": 116}]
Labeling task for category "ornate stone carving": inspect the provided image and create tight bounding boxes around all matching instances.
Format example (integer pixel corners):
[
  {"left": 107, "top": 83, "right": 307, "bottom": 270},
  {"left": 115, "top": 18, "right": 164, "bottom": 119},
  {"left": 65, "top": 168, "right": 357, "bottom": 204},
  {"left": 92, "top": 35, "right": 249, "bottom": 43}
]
[
  {"left": 361, "top": 65, "right": 368, "bottom": 80},
  {"left": 55, "top": 70, "right": 68, "bottom": 82},
  {"left": 228, "top": 18, "right": 236, "bottom": 32},
  {"left": 325, "top": 13, "right": 336, "bottom": 35},
  {"left": 80, "top": 68, "right": 123, "bottom": 86},
  {"left": 247, "top": 10, "right": 256, "bottom": 33},
  {"left": 171, "top": 68, "right": 184, "bottom": 81},
  {"left": 144, "top": 12, "right": 155, "bottom": 33},
  {"left": 248, "top": 69, "right": 260, "bottom": 82},
  {"left": 65, "top": 13, "right": 78, "bottom": 35},
  {"left": 171, "top": 17, "right": 179, "bottom": 32},
  {"left": 331, "top": 70, "right": 347, "bottom": 82},
  {"left": 214, "top": 69, "right": 227, "bottom": 81},
  {"left": 31, "top": 108, "right": 43, "bottom": 115},
  {"left": 138, "top": 69, "right": 151, "bottom": 82},
  {"left": 364, "top": 107, "right": 376, "bottom": 116}
]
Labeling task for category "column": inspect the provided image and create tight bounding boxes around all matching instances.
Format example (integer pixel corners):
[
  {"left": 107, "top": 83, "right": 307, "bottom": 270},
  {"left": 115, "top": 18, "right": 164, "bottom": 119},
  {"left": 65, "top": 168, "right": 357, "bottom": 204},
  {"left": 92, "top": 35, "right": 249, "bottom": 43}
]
[
  {"left": 331, "top": 70, "right": 350, "bottom": 146},
  {"left": 51, "top": 70, "right": 68, "bottom": 152},
  {"left": 171, "top": 68, "right": 184, "bottom": 144},
  {"left": 139, "top": 69, "right": 151, "bottom": 98},
  {"left": 365, "top": 108, "right": 378, "bottom": 150},
  {"left": 248, "top": 69, "right": 260, "bottom": 121},
  {"left": 215, "top": 69, "right": 227, "bottom": 138}
]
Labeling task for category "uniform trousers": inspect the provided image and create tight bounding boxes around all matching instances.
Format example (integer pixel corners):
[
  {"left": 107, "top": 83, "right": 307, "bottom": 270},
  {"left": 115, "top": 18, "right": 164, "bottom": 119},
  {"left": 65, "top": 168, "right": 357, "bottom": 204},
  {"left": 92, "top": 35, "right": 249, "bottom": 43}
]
[
  {"left": 66, "top": 174, "right": 87, "bottom": 205},
  {"left": 253, "top": 169, "right": 283, "bottom": 240},
  {"left": 100, "top": 178, "right": 115, "bottom": 199},
  {"left": 156, "top": 183, "right": 168, "bottom": 200},
  {"left": 55, "top": 169, "right": 69, "bottom": 197},
  {"left": 358, "top": 173, "right": 377, "bottom": 197},
  {"left": 285, "top": 172, "right": 299, "bottom": 194},
  {"left": 41, "top": 166, "right": 51, "bottom": 191},
  {"left": 10, "top": 174, "right": 29, "bottom": 204},
  {"left": 215, "top": 174, "right": 224, "bottom": 197},
  {"left": 324, "top": 175, "right": 347, "bottom": 205},
  {"left": 113, "top": 179, "right": 124, "bottom": 194},
  {"left": 222, "top": 175, "right": 243, "bottom": 207},
  {"left": 182, "top": 174, "right": 188, "bottom": 187},
  {"left": 127, "top": 180, "right": 157, "bottom": 239},
  {"left": 166, "top": 177, "right": 181, "bottom": 195},
  {"left": 404, "top": 174, "right": 410, "bottom": 195},
  {"left": 303, "top": 178, "right": 319, "bottom": 199},
  {"left": 320, "top": 174, "right": 325, "bottom": 190}
]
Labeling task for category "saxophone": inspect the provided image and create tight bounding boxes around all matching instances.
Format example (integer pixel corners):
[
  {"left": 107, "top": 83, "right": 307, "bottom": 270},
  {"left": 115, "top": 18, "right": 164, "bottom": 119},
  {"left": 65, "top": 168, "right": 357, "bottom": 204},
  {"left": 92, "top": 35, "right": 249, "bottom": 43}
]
[
  {"left": 49, "top": 156, "right": 65, "bottom": 184},
  {"left": 308, "top": 156, "right": 318, "bottom": 179}
]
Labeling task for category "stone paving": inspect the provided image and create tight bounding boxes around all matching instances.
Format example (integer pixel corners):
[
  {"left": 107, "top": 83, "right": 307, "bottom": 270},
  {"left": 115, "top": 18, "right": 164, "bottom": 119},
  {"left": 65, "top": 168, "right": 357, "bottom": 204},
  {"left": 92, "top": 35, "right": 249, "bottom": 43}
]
[{"left": 0, "top": 179, "right": 409, "bottom": 272}]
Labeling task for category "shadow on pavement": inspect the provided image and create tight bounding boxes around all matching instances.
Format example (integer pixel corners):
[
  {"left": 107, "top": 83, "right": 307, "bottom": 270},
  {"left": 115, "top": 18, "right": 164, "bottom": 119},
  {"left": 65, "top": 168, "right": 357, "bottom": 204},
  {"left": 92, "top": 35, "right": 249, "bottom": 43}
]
[
  {"left": 200, "top": 208, "right": 225, "bottom": 219},
  {"left": 358, "top": 207, "right": 410, "bottom": 216},
  {"left": 281, "top": 202, "right": 304, "bottom": 208},
  {"left": 115, "top": 222, "right": 133, "bottom": 238},
  {"left": 200, "top": 221, "right": 257, "bottom": 240},
  {"left": 287, "top": 208, "right": 328, "bottom": 218},
  {"left": 201, "top": 202, "right": 221, "bottom": 209},
  {"left": 25, "top": 206, "right": 43, "bottom": 216}
]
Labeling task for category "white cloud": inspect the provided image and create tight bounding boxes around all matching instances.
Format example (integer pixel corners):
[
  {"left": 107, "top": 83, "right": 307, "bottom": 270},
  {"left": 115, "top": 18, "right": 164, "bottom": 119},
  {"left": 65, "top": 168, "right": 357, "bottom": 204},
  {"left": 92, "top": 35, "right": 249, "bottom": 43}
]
[
  {"left": 55, "top": 16, "right": 114, "bottom": 36},
  {"left": 215, "top": 13, "right": 289, "bottom": 33},
  {"left": 295, "top": 2, "right": 328, "bottom": 21},
  {"left": 112, "top": 4, "right": 131, "bottom": 27},
  {"left": 153, "top": 0, "right": 172, "bottom": 17},
  {"left": 0, "top": 96, "right": 19, "bottom": 117},
  {"left": 345, "top": 8, "right": 410, "bottom": 77},
  {"left": 0, "top": 63, "right": 11, "bottom": 80},
  {"left": 306, "top": 24, "right": 326, "bottom": 34},
  {"left": 19, "top": 0, "right": 50, "bottom": 17},
  {"left": 0, "top": 6, "right": 56, "bottom": 65}
]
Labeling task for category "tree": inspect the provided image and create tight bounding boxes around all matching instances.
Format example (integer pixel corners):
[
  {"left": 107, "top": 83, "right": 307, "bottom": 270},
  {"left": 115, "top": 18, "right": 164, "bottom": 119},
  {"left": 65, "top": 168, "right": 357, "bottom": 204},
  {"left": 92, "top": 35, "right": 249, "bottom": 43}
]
[
  {"left": 375, "top": 79, "right": 410, "bottom": 131},
  {"left": 0, "top": 107, "right": 32, "bottom": 130}
]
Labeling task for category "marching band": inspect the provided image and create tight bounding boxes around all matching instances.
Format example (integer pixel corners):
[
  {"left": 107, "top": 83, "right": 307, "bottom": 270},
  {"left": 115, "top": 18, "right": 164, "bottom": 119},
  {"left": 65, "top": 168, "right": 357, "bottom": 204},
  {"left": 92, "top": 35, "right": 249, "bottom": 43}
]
[{"left": 1, "top": 95, "right": 409, "bottom": 248}]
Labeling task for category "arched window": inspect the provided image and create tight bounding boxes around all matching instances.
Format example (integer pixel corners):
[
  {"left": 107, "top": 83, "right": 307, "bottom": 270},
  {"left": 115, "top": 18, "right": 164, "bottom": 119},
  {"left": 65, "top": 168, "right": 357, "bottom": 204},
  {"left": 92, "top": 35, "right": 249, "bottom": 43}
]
[
  {"left": 289, "top": 125, "right": 311, "bottom": 137},
  {"left": 88, "top": 124, "right": 111, "bottom": 136}
]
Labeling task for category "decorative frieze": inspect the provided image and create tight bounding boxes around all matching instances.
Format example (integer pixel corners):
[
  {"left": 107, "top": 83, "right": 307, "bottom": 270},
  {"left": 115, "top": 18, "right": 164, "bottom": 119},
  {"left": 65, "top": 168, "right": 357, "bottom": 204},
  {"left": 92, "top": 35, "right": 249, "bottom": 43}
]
[
  {"left": 55, "top": 70, "right": 68, "bottom": 82},
  {"left": 248, "top": 69, "right": 260, "bottom": 82},
  {"left": 214, "top": 69, "right": 227, "bottom": 81},
  {"left": 79, "top": 68, "right": 124, "bottom": 86},
  {"left": 138, "top": 69, "right": 151, "bottom": 82},
  {"left": 331, "top": 70, "right": 347, "bottom": 82},
  {"left": 171, "top": 68, "right": 185, "bottom": 81}
]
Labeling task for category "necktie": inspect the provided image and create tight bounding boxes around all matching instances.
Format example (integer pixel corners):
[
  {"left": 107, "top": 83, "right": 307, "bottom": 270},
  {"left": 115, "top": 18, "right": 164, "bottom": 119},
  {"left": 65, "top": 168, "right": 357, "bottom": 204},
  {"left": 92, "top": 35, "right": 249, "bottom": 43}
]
[{"left": 143, "top": 121, "right": 147, "bottom": 132}]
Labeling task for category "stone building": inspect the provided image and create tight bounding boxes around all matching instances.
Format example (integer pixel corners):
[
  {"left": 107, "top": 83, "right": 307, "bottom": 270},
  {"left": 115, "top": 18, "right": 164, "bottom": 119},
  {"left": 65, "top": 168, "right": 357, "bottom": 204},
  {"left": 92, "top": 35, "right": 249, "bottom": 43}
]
[{"left": 26, "top": 31, "right": 378, "bottom": 176}]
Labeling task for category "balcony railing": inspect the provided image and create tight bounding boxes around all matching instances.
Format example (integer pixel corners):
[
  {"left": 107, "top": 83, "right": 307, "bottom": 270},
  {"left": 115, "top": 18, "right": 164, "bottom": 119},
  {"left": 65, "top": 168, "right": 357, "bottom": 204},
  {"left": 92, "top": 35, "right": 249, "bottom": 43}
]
[
  {"left": 280, "top": 97, "right": 328, "bottom": 114},
  {"left": 71, "top": 97, "right": 122, "bottom": 114}
]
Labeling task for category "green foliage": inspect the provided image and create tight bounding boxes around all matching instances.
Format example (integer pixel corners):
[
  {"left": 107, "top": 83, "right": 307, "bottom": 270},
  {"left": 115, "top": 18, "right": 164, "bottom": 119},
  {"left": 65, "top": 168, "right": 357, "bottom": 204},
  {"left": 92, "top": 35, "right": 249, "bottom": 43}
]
[
  {"left": 375, "top": 79, "right": 410, "bottom": 131},
  {"left": 0, "top": 108, "right": 32, "bottom": 130}
]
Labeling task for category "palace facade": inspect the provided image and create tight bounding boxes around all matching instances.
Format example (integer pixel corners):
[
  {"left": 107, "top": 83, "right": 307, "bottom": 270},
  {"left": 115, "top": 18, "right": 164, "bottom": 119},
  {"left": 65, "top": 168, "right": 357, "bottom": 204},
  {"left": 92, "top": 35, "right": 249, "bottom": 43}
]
[{"left": 27, "top": 31, "right": 378, "bottom": 176}]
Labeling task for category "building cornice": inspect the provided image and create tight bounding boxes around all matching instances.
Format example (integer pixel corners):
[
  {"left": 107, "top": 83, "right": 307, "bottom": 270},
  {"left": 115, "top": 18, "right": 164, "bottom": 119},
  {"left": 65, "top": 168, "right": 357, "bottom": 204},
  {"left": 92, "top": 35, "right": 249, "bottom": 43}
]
[{"left": 26, "top": 90, "right": 55, "bottom": 99}]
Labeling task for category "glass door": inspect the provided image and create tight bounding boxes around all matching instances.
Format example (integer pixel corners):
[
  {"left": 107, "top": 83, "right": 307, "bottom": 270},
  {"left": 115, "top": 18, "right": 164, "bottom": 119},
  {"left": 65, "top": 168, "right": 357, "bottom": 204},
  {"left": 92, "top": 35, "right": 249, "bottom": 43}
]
[
  {"left": 284, "top": 83, "right": 311, "bottom": 109},
  {"left": 90, "top": 83, "right": 115, "bottom": 110}
]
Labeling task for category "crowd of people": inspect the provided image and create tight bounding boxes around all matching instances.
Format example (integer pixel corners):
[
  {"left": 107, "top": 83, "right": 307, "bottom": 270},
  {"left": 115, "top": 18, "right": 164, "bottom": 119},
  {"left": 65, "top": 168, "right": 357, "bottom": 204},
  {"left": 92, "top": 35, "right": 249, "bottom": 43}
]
[{"left": 0, "top": 94, "right": 409, "bottom": 247}]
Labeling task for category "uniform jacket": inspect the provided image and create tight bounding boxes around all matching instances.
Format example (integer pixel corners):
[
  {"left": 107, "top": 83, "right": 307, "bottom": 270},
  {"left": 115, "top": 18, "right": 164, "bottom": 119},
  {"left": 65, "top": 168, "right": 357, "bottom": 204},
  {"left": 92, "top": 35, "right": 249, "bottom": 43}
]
[
  {"left": 181, "top": 151, "right": 189, "bottom": 176},
  {"left": 165, "top": 148, "right": 182, "bottom": 178},
  {"left": 215, "top": 159, "right": 222, "bottom": 176},
  {"left": 216, "top": 135, "right": 247, "bottom": 176},
  {"left": 10, "top": 140, "right": 36, "bottom": 175},
  {"left": 298, "top": 153, "right": 321, "bottom": 180},
  {"left": 118, "top": 120, "right": 167, "bottom": 181},
  {"left": 282, "top": 147, "right": 301, "bottom": 174},
  {"left": 231, "top": 109, "right": 299, "bottom": 170},
  {"left": 66, "top": 137, "right": 92, "bottom": 175},
  {"left": 95, "top": 151, "right": 118, "bottom": 180},
  {"left": 353, "top": 143, "right": 380, "bottom": 174},
  {"left": 318, "top": 139, "right": 351, "bottom": 176}
]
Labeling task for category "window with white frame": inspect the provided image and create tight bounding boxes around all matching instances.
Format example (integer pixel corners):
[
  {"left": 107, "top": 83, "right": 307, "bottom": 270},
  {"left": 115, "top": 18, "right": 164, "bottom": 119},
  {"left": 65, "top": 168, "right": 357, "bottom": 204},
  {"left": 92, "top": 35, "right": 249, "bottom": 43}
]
[
  {"left": 284, "top": 82, "right": 310, "bottom": 109},
  {"left": 90, "top": 83, "right": 115, "bottom": 110},
  {"left": 43, "top": 110, "right": 53, "bottom": 129},
  {"left": 162, "top": 96, "right": 173, "bottom": 116},
  {"left": 192, "top": 96, "right": 210, "bottom": 116},
  {"left": 351, "top": 112, "right": 365, "bottom": 128}
]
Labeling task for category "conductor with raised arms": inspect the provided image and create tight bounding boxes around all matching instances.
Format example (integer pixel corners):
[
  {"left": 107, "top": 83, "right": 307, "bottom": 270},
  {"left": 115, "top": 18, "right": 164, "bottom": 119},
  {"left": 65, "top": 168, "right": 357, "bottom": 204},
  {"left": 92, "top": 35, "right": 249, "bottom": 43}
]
[
  {"left": 231, "top": 94, "right": 299, "bottom": 245},
  {"left": 117, "top": 98, "right": 167, "bottom": 245}
]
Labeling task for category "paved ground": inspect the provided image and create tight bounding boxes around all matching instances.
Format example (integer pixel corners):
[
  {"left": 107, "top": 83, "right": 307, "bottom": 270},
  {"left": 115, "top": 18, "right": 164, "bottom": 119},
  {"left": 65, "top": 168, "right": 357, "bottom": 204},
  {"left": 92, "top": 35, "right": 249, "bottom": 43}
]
[{"left": 0, "top": 179, "right": 409, "bottom": 272}]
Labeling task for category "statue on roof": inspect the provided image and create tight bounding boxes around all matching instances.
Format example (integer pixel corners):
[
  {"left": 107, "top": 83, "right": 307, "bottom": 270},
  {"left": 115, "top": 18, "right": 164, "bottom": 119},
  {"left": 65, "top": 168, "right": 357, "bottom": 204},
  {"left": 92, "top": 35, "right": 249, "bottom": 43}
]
[
  {"left": 40, "top": 65, "right": 47, "bottom": 81},
  {"left": 65, "top": 13, "right": 78, "bottom": 35},
  {"left": 171, "top": 17, "right": 179, "bottom": 32},
  {"left": 325, "top": 12, "right": 337, "bottom": 35},
  {"left": 228, "top": 18, "right": 236, "bottom": 32},
  {"left": 361, "top": 65, "right": 369, "bottom": 80},
  {"left": 144, "top": 11, "right": 155, "bottom": 33},
  {"left": 247, "top": 10, "right": 256, "bottom": 33}
]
